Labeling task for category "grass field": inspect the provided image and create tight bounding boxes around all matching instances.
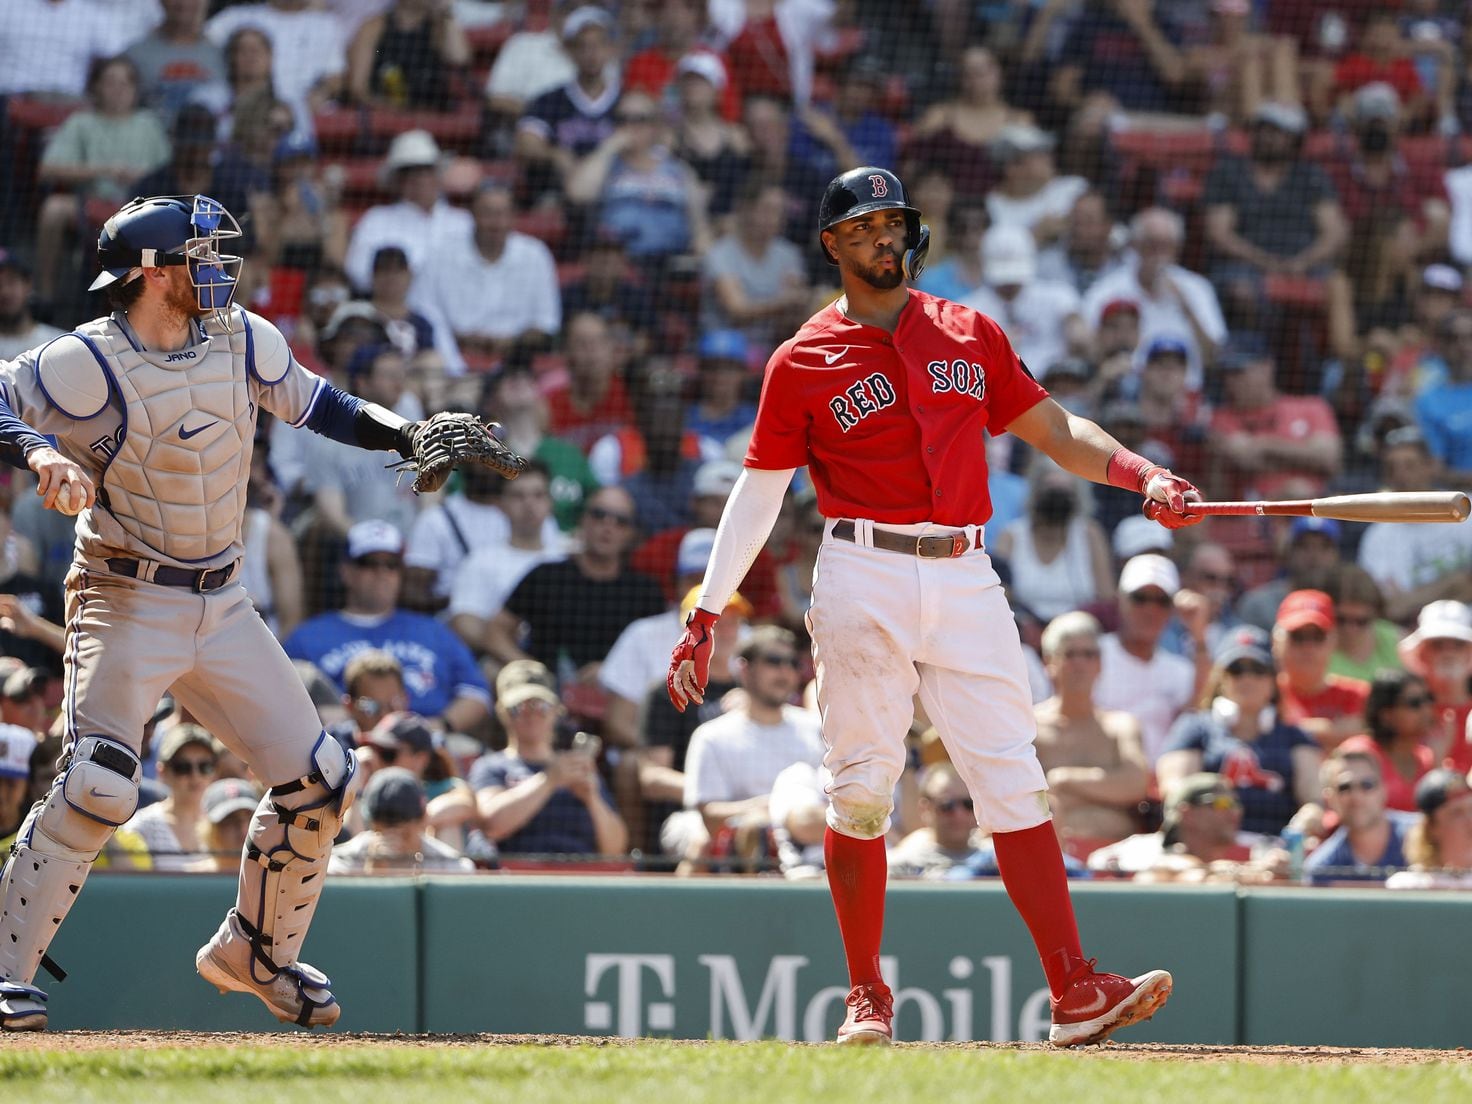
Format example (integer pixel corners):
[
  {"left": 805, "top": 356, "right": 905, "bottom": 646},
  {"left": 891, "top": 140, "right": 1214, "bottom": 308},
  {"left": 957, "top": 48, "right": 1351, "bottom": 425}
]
[{"left": 2, "top": 1035, "right": 1469, "bottom": 1104}]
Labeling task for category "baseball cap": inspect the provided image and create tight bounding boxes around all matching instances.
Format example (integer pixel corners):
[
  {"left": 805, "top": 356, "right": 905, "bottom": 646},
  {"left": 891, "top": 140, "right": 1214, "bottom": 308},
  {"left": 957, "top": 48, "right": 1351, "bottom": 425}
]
[
  {"left": 366, "top": 712, "right": 437, "bottom": 755},
  {"left": 1218, "top": 332, "right": 1271, "bottom": 371},
  {"left": 676, "top": 527, "right": 717, "bottom": 578},
  {"left": 1161, "top": 773, "right": 1235, "bottom": 840},
  {"left": 693, "top": 459, "right": 741, "bottom": 499},
  {"left": 680, "top": 584, "right": 753, "bottom": 621},
  {"left": 1118, "top": 553, "right": 1180, "bottom": 597},
  {"left": 1253, "top": 100, "right": 1308, "bottom": 135},
  {"left": 156, "top": 722, "right": 220, "bottom": 765},
  {"left": 294, "top": 659, "right": 343, "bottom": 712},
  {"left": 698, "top": 329, "right": 749, "bottom": 364},
  {"left": 1353, "top": 81, "right": 1401, "bottom": 123},
  {"left": 273, "top": 131, "right": 318, "bottom": 166},
  {"left": 172, "top": 103, "right": 218, "bottom": 149},
  {"left": 1099, "top": 298, "right": 1140, "bottom": 323},
  {"left": 1398, "top": 600, "right": 1472, "bottom": 675},
  {"left": 0, "top": 723, "right": 37, "bottom": 780},
  {"left": 1288, "top": 516, "right": 1341, "bottom": 543},
  {"left": 362, "top": 766, "right": 427, "bottom": 826},
  {"left": 373, "top": 245, "right": 411, "bottom": 272},
  {"left": 1042, "top": 357, "right": 1092, "bottom": 384},
  {"left": 562, "top": 5, "right": 615, "bottom": 41},
  {"left": 1213, "top": 624, "right": 1274, "bottom": 670},
  {"left": 202, "top": 778, "right": 262, "bottom": 824},
  {"left": 1144, "top": 335, "right": 1190, "bottom": 364},
  {"left": 1423, "top": 264, "right": 1464, "bottom": 294},
  {"left": 320, "top": 300, "right": 389, "bottom": 343},
  {"left": 1415, "top": 768, "right": 1471, "bottom": 818},
  {"left": 2, "top": 666, "right": 49, "bottom": 702},
  {"left": 495, "top": 659, "right": 560, "bottom": 710},
  {"left": 1276, "top": 589, "right": 1335, "bottom": 632},
  {"left": 990, "top": 123, "right": 1055, "bottom": 164},
  {"left": 346, "top": 519, "right": 404, "bottom": 560},
  {"left": 1112, "top": 514, "right": 1174, "bottom": 561},
  {"left": 0, "top": 248, "right": 31, "bottom": 278},
  {"left": 982, "top": 224, "right": 1037, "bottom": 287},
  {"left": 675, "top": 52, "right": 727, "bottom": 91}
]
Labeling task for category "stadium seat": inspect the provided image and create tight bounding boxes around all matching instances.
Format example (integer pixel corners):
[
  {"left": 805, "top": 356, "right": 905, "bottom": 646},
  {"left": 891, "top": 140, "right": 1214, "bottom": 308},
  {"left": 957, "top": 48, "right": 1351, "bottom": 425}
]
[
  {"left": 465, "top": 23, "right": 513, "bottom": 68},
  {"left": 365, "top": 104, "right": 483, "bottom": 153},
  {"left": 312, "top": 109, "right": 364, "bottom": 155}
]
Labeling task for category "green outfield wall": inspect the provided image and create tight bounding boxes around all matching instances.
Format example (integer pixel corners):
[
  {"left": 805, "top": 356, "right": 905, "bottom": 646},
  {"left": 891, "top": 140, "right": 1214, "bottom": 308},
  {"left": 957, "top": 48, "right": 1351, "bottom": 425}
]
[{"left": 40, "top": 875, "right": 1472, "bottom": 1046}]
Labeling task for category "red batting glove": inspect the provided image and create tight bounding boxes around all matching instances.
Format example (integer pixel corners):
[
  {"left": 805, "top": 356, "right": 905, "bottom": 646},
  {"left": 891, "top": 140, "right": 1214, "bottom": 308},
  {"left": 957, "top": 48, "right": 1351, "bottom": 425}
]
[
  {"left": 667, "top": 607, "right": 720, "bottom": 712},
  {"left": 1142, "top": 467, "right": 1204, "bottom": 529}
]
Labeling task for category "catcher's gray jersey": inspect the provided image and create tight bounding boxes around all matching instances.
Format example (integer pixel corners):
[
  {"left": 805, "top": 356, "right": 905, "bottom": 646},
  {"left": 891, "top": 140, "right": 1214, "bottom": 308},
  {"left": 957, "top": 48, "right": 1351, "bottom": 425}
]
[{"left": 0, "top": 307, "right": 324, "bottom": 569}]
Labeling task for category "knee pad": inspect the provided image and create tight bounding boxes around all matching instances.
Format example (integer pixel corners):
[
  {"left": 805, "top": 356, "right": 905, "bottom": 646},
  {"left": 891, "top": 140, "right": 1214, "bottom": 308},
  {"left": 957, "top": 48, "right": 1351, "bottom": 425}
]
[{"left": 36, "top": 736, "right": 141, "bottom": 859}]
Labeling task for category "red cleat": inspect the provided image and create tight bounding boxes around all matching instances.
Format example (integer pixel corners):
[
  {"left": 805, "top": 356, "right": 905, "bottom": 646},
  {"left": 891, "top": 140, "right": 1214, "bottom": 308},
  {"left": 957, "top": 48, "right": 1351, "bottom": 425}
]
[
  {"left": 836, "top": 981, "right": 893, "bottom": 1045},
  {"left": 1048, "top": 959, "right": 1173, "bottom": 1047}
]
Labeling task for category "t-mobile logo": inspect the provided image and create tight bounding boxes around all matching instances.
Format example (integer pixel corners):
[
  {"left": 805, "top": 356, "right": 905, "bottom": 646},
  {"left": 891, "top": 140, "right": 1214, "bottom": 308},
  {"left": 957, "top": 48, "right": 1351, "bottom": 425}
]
[{"left": 583, "top": 954, "right": 676, "bottom": 1036}]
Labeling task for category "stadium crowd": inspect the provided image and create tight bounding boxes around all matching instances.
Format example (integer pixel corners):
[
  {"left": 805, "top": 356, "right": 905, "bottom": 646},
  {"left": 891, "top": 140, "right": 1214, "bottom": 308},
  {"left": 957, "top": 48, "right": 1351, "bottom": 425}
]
[{"left": 0, "top": 0, "right": 1470, "bottom": 885}]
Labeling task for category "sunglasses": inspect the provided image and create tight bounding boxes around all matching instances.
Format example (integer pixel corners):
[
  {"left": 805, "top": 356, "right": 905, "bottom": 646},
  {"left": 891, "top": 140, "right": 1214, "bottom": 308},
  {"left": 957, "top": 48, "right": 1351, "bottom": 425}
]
[
  {"left": 1287, "top": 629, "right": 1328, "bottom": 645},
  {"left": 1399, "top": 695, "right": 1433, "bottom": 709},
  {"left": 1195, "top": 571, "right": 1235, "bottom": 586},
  {"left": 585, "top": 506, "right": 635, "bottom": 527},
  {"left": 168, "top": 758, "right": 216, "bottom": 777},
  {"left": 935, "top": 798, "right": 975, "bottom": 814},
  {"left": 354, "top": 557, "right": 403, "bottom": 571},
  {"left": 1226, "top": 662, "right": 1271, "bottom": 678},
  {"left": 1128, "top": 592, "right": 1173, "bottom": 607},
  {"left": 1334, "top": 778, "right": 1378, "bottom": 795},
  {"left": 1061, "top": 648, "right": 1101, "bottom": 660},
  {"left": 1190, "top": 793, "right": 1240, "bottom": 812},
  {"left": 756, "top": 654, "right": 800, "bottom": 669},
  {"left": 507, "top": 698, "right": 556, "bottom": 717}
]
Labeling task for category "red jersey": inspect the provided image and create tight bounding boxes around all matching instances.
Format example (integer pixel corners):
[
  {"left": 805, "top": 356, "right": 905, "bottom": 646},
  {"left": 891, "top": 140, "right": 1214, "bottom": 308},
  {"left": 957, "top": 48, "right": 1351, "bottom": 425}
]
[
  {"left": 744, "top": 290, "right": 1048, "bottom": 525},
  {"left": 1209, "top": 395, "right": 1340, "bottom": 500},
  {"left": 1277, "top": 673, "right": 1370, "bottom": 733},
  {"left": 545, "top": 376, "right": 635, "bottom": 455}
]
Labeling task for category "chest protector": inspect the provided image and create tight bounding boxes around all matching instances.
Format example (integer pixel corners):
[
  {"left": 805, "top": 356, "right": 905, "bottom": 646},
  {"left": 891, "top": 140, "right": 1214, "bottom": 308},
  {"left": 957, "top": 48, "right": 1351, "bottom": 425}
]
[{"left": 72, "top": 314, "right": 254, "bottom": 563}]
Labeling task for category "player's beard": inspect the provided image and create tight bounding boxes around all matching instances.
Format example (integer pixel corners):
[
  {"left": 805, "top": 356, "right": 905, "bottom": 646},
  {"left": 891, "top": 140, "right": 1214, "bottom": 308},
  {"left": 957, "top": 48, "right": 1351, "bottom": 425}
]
[
  {"left": 163, "top": 269, "right": 210, "bottom": 320},
  {"left": 850, "top": 249, "right": 905, "bottom": 291}
]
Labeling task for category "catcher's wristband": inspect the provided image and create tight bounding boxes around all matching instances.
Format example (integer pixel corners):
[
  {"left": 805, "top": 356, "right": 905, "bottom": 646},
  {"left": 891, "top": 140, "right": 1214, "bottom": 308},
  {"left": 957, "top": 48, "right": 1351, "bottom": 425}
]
[{"left": 1105, "top": 447, "right": 1163, "bottom": 495}]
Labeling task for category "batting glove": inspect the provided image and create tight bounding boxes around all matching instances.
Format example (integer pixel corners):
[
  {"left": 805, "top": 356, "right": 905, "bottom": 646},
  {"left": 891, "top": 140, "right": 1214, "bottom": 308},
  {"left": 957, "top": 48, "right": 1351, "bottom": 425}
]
[
  {"left": 1142, "top": 467, "right": 1204, "bottom": 529},
  {"left": 667, "top": 607, "right": 720, "bottom": 712}
]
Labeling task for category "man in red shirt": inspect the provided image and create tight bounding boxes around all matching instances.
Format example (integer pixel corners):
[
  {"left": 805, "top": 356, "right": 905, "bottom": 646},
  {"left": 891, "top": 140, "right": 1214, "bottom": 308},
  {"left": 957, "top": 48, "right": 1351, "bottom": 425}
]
[
  {"left": 666, "top": 167, "right": 1200, "bottom": 1047},
  {"left": 1332, "top": 13, "right": 1426, "bottom": 122},
  {"left": 544, "top": 312, "right": 635, "bottom": 453},
  {"left": 1273, "top": 589, "right": 1370, "bottom": 749}
]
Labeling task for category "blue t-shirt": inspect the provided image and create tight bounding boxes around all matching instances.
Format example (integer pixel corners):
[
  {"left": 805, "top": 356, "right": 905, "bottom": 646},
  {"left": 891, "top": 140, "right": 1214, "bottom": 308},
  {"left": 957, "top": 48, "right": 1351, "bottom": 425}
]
[
  {"left": 284, "top": 610, "right": 489, "bottom": 716},
  {"left": 1163, "top": 712, "right": 1318, "bottom": 836},
  {"left": 1414, "top": 379, "right": 1472, "bottom": 471},
  {"left": 686, "top": 402, "right": 757, "bottom": 447},
  {"left": 1304, "top": 815, "right": 1412, "bottom": 886},
  {"left": 468, "top": 751, "right": 612, "bottom": 855},
  {"left": 917, "top": 258, "right": 982, "bottom": 304}
]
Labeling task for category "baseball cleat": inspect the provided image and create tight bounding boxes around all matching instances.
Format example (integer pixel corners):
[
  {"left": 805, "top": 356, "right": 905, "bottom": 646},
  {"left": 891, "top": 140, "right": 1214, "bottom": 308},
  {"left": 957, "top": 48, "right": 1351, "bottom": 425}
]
[
  {"left": 0, "top": 981, "right": 48, "bottom": 1032},
  {"left": 836, "top": 981, "right": 894, "bottom": 1045},
  {"left": 1048, "top": 961, "right": 1172, "bottom": 1047},
  {"left": 196, "top": 913, "right": 341, "bottom": 1028}
]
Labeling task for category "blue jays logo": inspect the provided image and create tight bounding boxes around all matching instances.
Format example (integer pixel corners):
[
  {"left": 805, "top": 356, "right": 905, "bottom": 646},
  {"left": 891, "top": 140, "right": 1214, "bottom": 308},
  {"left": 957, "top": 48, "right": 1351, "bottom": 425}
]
[
  {"left": 829, "top": 372, "right": 896, "bottom": 431},
  {"left": 927, "top": 359, "right": 987, "bottom": 401}
]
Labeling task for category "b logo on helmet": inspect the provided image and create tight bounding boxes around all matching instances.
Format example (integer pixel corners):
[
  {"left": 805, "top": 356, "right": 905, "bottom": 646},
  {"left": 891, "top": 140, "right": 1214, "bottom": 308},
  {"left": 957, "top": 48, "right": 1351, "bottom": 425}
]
[{"left": 869, "top": 174, "right": 888, "bottom": 198}]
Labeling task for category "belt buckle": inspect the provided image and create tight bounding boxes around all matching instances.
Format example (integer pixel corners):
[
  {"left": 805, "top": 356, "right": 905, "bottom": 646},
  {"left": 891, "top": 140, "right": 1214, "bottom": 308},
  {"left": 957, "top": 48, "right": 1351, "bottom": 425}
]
[
  {"left": 916, "top": 532, "right": 969, "bottom": 559},
  {"left": 191, "top": 568, "right": 209, "bottom": 593}
]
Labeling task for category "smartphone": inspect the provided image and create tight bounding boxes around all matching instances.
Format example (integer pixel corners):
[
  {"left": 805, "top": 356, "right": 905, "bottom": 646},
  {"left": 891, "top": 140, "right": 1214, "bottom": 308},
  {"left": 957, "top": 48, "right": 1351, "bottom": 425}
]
[{"left": 570, "top": 731, "right": 602, "bottom": 759}]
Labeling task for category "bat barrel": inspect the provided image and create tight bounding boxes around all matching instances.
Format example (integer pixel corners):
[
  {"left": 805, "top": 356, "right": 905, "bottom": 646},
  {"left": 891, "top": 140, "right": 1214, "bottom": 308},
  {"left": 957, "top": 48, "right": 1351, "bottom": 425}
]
[{"left": 1310, "top": 492, "right": 1471, "bottom": 523}]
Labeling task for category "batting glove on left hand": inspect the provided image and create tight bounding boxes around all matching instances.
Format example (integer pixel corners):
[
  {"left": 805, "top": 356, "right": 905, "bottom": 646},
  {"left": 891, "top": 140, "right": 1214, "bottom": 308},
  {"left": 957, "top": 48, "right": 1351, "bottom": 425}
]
[
  {"left": 667, "top": 607, "right": 720, "bottom": 712},
  {"left": 1142, "top": 466, "right": 1204, "bottom": 529}
]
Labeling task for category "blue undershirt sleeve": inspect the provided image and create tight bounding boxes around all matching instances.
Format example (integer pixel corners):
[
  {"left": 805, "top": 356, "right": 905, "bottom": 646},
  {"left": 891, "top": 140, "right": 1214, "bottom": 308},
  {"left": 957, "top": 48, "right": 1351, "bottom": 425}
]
[{"left": 302, "top": 382, "right": 412, "bottom": 453}]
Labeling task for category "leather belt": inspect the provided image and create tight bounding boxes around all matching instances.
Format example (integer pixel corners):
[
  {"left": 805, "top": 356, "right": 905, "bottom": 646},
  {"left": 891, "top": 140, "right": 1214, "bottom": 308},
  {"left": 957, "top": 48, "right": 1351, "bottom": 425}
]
[
  {"left": 106, "top": 557, "right": 238, "bottom": 592},
  {"left": 830, "top": 520, "right": 972, "bottom": 559}
]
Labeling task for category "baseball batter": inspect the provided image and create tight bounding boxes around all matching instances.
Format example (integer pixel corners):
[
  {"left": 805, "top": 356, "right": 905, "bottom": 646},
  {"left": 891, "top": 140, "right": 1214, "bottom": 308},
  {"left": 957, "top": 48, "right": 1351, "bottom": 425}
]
[
  {"left": 669, "top": 168, "right": 1201, "bottom": 1046},
  {"left": 0, "top": 195, "right": 520, "bottom": 1032}
]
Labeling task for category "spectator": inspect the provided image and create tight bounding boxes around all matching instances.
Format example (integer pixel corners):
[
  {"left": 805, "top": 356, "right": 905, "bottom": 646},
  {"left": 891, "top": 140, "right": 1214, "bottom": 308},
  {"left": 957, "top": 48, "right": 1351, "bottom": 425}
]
[
  {"left": 255, "top": 131, "right": 348, "bottom": 275},
  {"left": 0, "top": 483, "right": 66, "bottom": 670},
  {"left": 1207, "top": 338, "right": 1343, "bottom": 503},
  {"left": 125, "top": 0, "right": 229, "bottom": 124},
  {"left": 600, "top": 370, "right": 713, "bottom": 531},
  {"left": 700, "top": 180, "right": 810, "bottom": 354},
  {"left": 670, "top": 626, "right": 824, "bottom": 872},
  {"left": 346, "top": 0, "right": 468, "bottom": 110},
  {"left": 284, "top": 520, "right": 492, "bottom": 734},
  {"left": 330, "top": 767, "right": 475, "bottom": 872},
  {"left": 887, "top": 763, "right": 989, "bottom": 879},
  {"left": 241, "top": 441, "right": 304, "bottom": 637},
  {"left": 1413, "top": 309, "right": 1472, "bottom": 484},
  {"left": 132, "top": 105, "right": 267, "bottom": 250},
  {"left": 0, "top": 0, "right": 112, "bottom": 99},
  {"left": 35, "top": 55, "right": 171, "bottom": 304},
  {"left": 1084, "top": 208, "right": 1226, "bottom": 393},
  {"left": 1339, "top": 671, "right": 1438, "bottom": 813},
  {"left": 1, "top": 669, "right": 51, "bottom": 737},
  {"left": 449, "top": 462, "right": 569, "bottom": 654},
  {"left": 1096, "top": 554, "right": 1205, "bottom": 766},
  {"left": 484, "top": 486, "right": 666, "bottom": 683},
  {"left": 1033, "top": 612, "right": 1150, "bottom": 845},
  {"left": 1396, "top": 601, "right": 1472, "bottom": 772},
  {"left": 560, "top": 230, "right": 658, "bottom": 348},
  {"left": 566, "top": 90, "right": 711, "bottom": 268},
  {"left": 1052, "top": 0, "right": 1189, "bottom": 116},
  {"left": 185, "top": 777, "right": 263, "bottom": 873},
  {"left": 1272, "top": 590, "right": 1371, "bottom": 748},
  {"left": 1327, "top": 565, "right": 1404, "bottom": 682},
  {"left": 205, "top": 0, "right": 346, "bottom": 129},
  {"left": 685, "top": 331, "right": 758, "bottom": 450},
  {"left": 116, "top": 724, "right": 221, "bottom": 871},
  {"left": 962, "top": 224, "right": 1087, "bottom": 376},
  {"left": 1305, "top": 748, "right": 1411, "bottom": 885},
  {"left": 475, "top": 365, "right": 598, "bottom": 532},
  {"left": 670, "top": 52, "right": 751, "bottom": 221},
  {"left": 774, "top": 491, "right": 823, "bottom": 636},
  {"left": 363, "top": 246, "right": 437, "bottom": 358},
  {"left": 1203, "top": 101, "right": 1349, "bottom": 331},
  {"left": 1237, "top": 518, "right": 1344, "bottom": 632},
  {"left": 1160, "top": 541, "right": 1240, "bottom": 662},
  {"left": 336, "top": 649, "right": 410, "bottom": 746},
  {"left": 0, "top": 724, "right": 38, "bottom": 853},
  {"left": 1331, "top": 13, "right": 1426, "bottom": 123},
  {"left": 907, "top": 45, "right": 1033, "bottom": 202},
  {"left": 1380, "top": 266, "right": 1467, "bottom": 398},
  {"left": 0, "top": 251, "right": 63, "bottom": 362},
  {"left": 1037, "top": 189, "right": 1119, "bottom": 297},
  {"left": 626, "top": 2, "right": 735, "bottom": 121},
  {"left": 788, "top": 56, "right": 899, "bottom": 189},
  {"left": 483, "top": 0, "right": 577, "bottom": 119},
  {"left": 544, "top": 312, "right": 636, "bottom": 453},
  {"left": 1135, "top": 337, "right": 1211, "bottom": 480},
  {"left": 993, "top": 459, "right": 1113, "bottom": 623},
  {"left": 1386, "top": 769, "right": 1472, "bottom": 889},
  {"left": 1358, "top": 428, "right": 1472, "bottom": 622},
  {"left": 515, "top": 6, "right": 622, "bottom": 204},
  {"left": 417, "top": 181, "right": 561, "bottom": 372},
  {"left": 343, "top": 129, "right": 473, "bottom": 292},
  {"left": 204, "top": 27, "right": 275, "bottom": 124},
  {"left": 1158, "top": 627, "right": 1321, "bottom": 837},
  {"left": 915, "top": 200, "right": 987, "bottom": 303},
  {"left": 471, "top": 660, "right": 628, "bottom": 856},
  {"left": 984, "top": 124, "right": 1089, "bottom": 249}
]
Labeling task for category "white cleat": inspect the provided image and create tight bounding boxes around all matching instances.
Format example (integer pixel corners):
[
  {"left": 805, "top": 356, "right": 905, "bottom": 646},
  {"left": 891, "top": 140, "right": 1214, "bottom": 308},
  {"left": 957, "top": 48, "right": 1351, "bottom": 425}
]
[
  {"left": 0, "top": 981, "right": 49, "bottom": 1032},
  {"left": 195, "top": 912, "right": 340, "bottom": 1028}
]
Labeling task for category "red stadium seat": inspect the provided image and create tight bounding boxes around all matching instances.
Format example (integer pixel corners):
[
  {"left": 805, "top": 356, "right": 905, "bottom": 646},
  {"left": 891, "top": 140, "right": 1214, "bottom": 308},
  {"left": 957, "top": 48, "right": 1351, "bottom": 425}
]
[
  {"left": 5, "top": 96, "right": 79, "bottom": 133},
  {"left": 515, "top": 206, "right": 567, "bottom": 250},
  {"left": 497, "top": 859, "right": 636, "bottom": 874},
  {"left": 312, "top": 109, "right": 363, "bottom": 154},
  {"left": 465, "top": 23, "right": 513, "bottom": 68},
  {"left": 364, "top": 104, "right": 483, "bottom": 153}
]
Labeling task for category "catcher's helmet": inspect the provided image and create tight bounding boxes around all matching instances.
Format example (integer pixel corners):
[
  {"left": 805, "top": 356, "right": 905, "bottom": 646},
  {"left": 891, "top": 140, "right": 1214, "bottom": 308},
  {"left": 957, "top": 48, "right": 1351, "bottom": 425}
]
[
  {"left": 89, "top": 194, "right": 243, "bottom": 313},
  {"left": 817, "top": 166, "right": 930, "bottom": 280}
]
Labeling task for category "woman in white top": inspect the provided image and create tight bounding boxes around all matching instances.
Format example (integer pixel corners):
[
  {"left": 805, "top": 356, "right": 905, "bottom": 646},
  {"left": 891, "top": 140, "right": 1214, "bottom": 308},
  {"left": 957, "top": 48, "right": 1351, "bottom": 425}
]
[
  {"left": 1386, "top": 768, "right": 1472, "bottom": 890},
  {"left": 993, "top": 459, "right": 1114, "bottom": 621},
  {"left": 117, "top": 724, "right": 222, "bottom": 872}
]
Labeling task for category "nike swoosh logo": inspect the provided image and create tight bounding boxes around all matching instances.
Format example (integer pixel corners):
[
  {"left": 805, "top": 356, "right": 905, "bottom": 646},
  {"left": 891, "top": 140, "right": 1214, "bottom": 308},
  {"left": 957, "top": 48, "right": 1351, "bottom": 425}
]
[
  {"left": 178, "top": 422, "right": 216, "bottom": 440},
  {"left": 823, "top": 347, "right": 849, "bottom": 365},
  {"left": 88, "top": 787, "right": 115, "bottom": 800},
  {"left": 1072, "top": 987, "right": 1109, "bottom": 1016}
]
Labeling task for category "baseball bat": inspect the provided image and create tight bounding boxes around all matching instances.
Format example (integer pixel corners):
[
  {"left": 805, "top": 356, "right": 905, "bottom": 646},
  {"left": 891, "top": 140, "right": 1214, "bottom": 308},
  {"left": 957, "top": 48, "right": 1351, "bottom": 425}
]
[{"left": 1182, "top": 491, "right": 1471, "bottom": 524}]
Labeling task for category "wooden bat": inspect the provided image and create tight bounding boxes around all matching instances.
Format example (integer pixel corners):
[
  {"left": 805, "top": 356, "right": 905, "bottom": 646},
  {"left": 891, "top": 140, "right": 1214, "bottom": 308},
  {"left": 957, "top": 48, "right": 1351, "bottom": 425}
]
[{"left": 1182, "top": 491, "right": 1471, "bottom": 524}]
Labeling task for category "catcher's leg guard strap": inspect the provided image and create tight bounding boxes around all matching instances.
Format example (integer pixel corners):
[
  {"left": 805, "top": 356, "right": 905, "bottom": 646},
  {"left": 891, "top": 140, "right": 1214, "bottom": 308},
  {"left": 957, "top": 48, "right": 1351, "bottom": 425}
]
[
  {"left": 233, "top": 733, "right": 360, "bottom": 987},
  {"left": 0, "top": 737, "right": 140, "bottom": 986}
]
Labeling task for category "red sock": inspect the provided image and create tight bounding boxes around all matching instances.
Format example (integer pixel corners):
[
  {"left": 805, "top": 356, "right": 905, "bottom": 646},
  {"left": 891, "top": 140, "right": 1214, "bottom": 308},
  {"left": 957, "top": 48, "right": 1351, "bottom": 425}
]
[
  {"left": 824, "top": 827, "right": 887, "bottom": 987},
  {"left": 991, "top": 821, "right": 1085, "bottom": 998}
]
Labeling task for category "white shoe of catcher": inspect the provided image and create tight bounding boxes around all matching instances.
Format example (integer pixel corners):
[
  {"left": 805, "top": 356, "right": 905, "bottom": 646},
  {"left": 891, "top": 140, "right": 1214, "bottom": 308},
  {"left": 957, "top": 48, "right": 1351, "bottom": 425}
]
[
  {"left": 195, "top": 911, "right": 341, "bottom": 1028},
  {"left": 0, "top": 980, "right": 49, "bottom": 1032}
]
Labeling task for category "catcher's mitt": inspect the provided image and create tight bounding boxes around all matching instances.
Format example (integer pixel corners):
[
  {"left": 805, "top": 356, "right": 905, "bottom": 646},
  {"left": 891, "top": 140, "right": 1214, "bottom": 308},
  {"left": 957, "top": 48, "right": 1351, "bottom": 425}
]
[{"left": 394, "top": 412, "right": 527, "bottom": 494}]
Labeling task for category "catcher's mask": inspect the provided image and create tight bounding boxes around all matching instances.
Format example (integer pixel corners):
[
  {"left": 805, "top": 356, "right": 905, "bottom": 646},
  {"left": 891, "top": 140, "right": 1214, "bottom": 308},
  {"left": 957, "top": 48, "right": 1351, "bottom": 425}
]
[{"left": 90, "top": 194, "right": 244, "bottom": 317}]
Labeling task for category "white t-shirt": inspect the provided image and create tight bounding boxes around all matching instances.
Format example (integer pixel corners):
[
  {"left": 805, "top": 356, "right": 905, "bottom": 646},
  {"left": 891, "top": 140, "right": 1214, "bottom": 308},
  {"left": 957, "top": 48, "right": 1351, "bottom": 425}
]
[
  {"left": 684, "top": 704, "right": 825, "bottom": 808},
  {"left": 1094, "top": 633, "right": 1196, "bottom": 766},
  {"left": 449, "top": 541, "right": 568, "bottom": 621},
  {"left": 1386, "top": 869, "right": 1472, "bottom": 890},
  {"left": 1082, "top": 258, "right": 1227, "bottom": 391},
  {"left": 420, "top": 230, "right": 561, "bottom": 347},
  {"left": 1446, "top": 165, "right": 1472, "bottom": 269},
  {"left": 599, "top": 609, "right": 681, "bottom": 703},
  {"left": 986, "top": 176, "right": 1090, "bottom": 236},
  {"left": 344, "top": 199, "right": 476, "bottom": 294},
  {"left": 204, "top": 6, "right": 346, "bottom": 128},
  {"left": 1358, "top": 520, "right": 1472, "bottom": 595},
  {"left": 0, "top": 322, "right": 65, "bottom": 363},
  {"left": 484, "top": 30, "right": 574, "bottom": 102},
  {"left": 0, "top": 0, "right": 117, "bottom": 96},
  {"left": 404, "top": 496, "right": 563, "bottom": 599},
  {"left": 962, "top": 279, "right": 1081, "bottom": 376}
]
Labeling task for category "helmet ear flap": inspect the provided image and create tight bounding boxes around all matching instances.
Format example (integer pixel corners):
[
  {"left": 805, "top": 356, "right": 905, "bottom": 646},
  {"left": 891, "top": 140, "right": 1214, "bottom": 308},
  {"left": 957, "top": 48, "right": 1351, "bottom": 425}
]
[{"left": 903, "top": 221, "right": 930, "bottom": 282}]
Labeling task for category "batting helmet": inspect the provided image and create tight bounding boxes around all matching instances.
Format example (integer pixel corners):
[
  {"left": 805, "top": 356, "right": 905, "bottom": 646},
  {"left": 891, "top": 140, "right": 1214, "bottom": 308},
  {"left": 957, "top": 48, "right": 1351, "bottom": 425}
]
[
  {"left": 89, "top": 194, "right": 243, "bottom": 313},
  {"left": 817, "top": 166, "right": 930, "bottom": 280}
]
